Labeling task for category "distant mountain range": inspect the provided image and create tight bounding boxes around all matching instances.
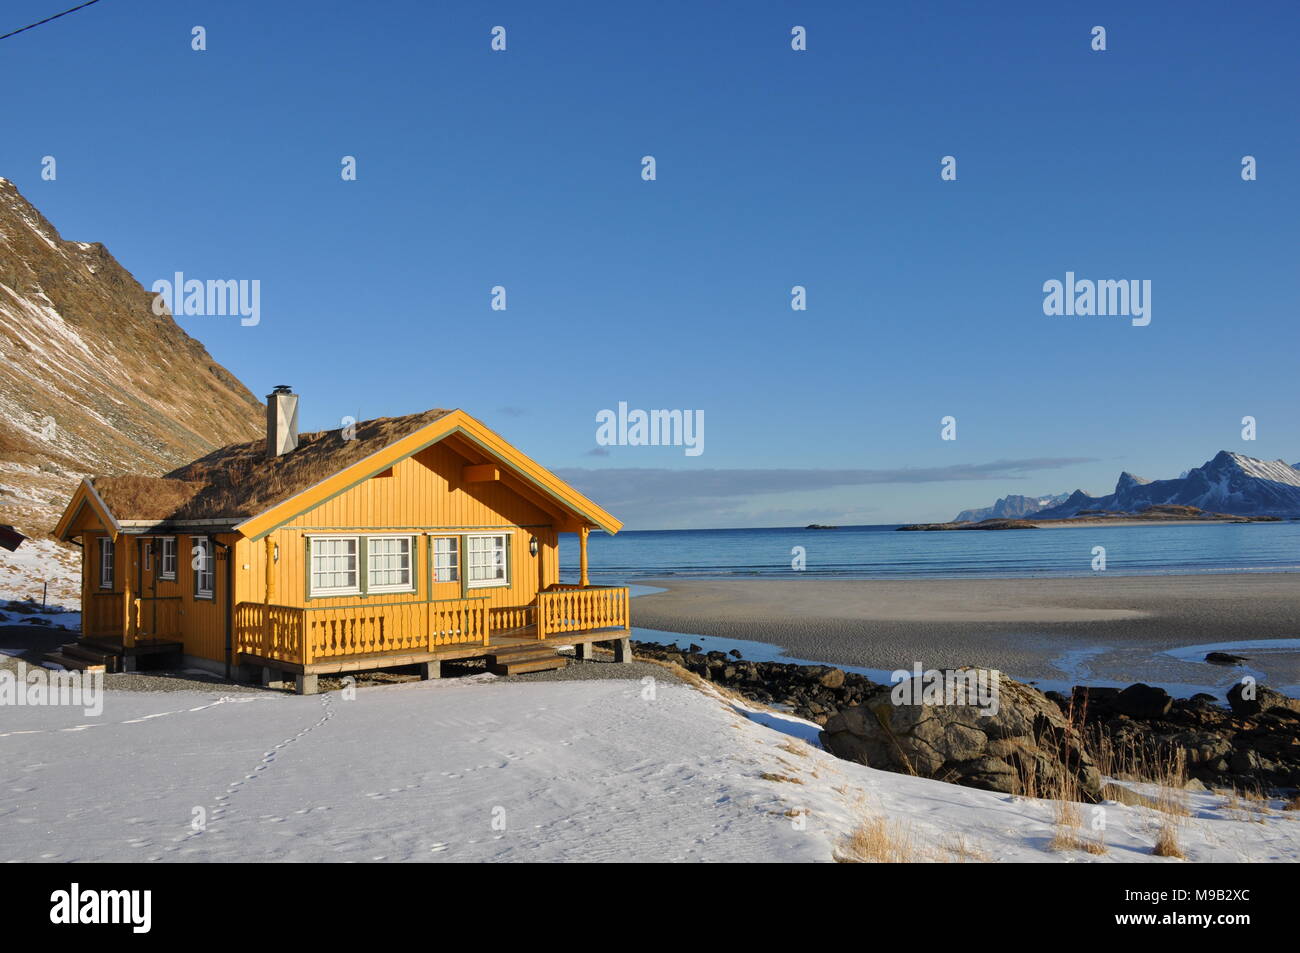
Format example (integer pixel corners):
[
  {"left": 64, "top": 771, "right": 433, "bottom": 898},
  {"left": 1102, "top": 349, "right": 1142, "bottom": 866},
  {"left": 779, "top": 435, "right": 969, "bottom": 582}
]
[
  {"left": 954, "top": 493, "right": 1070, "bottom": 523},
  {"left": 954, "top": 452, "right": 1300, "bottom": 522}
]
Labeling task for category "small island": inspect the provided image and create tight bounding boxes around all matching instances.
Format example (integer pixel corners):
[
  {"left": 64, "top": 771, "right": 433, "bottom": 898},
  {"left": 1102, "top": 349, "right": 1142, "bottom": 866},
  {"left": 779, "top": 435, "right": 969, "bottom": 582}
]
[{"left": 898, "top": 518, "right": 1039, "bottom": 531}]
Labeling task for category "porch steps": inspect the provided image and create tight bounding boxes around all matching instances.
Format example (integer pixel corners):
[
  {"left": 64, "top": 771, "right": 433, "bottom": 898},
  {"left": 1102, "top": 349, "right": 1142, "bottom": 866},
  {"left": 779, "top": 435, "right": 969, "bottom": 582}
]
[
  {"left": 42, "top": 646, "right": 109, "bottom": 673},
  {"left": 41, "top": 639, "right": 131, "bottom": 674},
  {"left": 486, "top": 644, "right": 568, "bottom": 676}
]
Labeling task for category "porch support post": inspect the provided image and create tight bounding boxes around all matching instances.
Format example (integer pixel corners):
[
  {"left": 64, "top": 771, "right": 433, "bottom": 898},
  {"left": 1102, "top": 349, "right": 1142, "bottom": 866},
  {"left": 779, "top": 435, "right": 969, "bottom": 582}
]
[
  {"left": 573, "top": 640, "right": 594, "bottom": 661},
  {"left": 578, "top": 526, "right": 590, "bottom": 587},
  {"left": 295, "top": 673, "right": 318, "bottom": 695},
  {"left": 418, "top": 659, "right": 442, "bottom": 680},
  {"left": 612, "top": 636, "right": 632, "bottom": 664},
  {"left": 79, "top": 533, "right": 90, "bottom": 638},
  {"left": 121, "top": 536, "right": 135, "bottom": 649},
  {"left": 263, "top": 536, "right": 274, "bottom": 652}
]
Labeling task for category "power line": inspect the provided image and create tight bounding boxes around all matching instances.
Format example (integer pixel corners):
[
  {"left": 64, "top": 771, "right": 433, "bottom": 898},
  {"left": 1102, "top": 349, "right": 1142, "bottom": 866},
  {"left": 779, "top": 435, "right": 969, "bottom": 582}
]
[{"left": 0, "top": 0, "right": 103, "bottom": 42}]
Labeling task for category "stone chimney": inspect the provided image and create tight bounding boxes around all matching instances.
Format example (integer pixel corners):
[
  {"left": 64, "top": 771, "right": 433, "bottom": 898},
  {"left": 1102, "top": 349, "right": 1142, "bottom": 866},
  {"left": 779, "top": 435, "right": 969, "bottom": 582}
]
[{"left": 266, "top": 385, "right": 299, "bottom": 458}]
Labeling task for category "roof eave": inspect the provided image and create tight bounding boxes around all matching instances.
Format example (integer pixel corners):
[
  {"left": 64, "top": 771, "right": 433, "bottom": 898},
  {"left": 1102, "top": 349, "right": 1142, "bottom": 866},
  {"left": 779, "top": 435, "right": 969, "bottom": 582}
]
[
  {"left": 233, "top": 409, "right": 622, "bottom": 540},
  {"left": 52, "top": 478, "right": 122, "bottom": 542}
]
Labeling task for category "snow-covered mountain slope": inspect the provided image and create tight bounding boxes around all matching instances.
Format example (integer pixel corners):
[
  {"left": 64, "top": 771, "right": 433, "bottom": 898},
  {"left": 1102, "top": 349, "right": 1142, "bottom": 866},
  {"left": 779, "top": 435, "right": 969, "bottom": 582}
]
[
  {"left": 2, "top": 673, "right": 1295, "bottom": 862},
  {"left": 1036, "top": 451, "right": 1300, "bottom": 519},
  {"left": 0, "top": 177, "right": 263, "bottom": 538}
]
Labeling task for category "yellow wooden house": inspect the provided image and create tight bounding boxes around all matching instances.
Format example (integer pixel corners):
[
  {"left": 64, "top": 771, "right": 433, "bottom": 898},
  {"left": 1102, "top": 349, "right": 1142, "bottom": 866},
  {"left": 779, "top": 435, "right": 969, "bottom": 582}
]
[{"left": 50, "top": 388, "right": 629, "bottom": 693}]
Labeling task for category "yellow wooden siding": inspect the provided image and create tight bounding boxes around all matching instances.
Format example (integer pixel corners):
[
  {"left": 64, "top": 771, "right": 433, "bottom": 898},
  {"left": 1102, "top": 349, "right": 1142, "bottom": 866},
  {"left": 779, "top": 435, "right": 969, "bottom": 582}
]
[
  {"left": 73, "top": 440, "right": 576, "bottom": 664},
  {"left": 76, "top": 528, "right": 235, "bottom": 661},
  {"left": 165, "top": 534, "right": 229, "bottom": 662},
  {"left": 235, "top": 443, "right": 563, "bottom": 623}
]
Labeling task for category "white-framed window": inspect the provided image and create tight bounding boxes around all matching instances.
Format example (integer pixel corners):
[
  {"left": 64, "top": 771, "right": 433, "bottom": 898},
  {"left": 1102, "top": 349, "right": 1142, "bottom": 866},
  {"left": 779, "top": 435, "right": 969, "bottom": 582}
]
[
  {"left": 98, "top": 537, "right": 114, "bottom": 589},
  {"left": 432, "top": 536, "right": 459, "bottom": 583},
  {"left": 367, "top": 536, "right": 414, "bottom": 593},
  {"left": 160, "top": 536, "right": 177, "bottom": 580},
  {"left": 143, "top": 540, "right": 152, "bottom": 573},
  {"left": 310, "top": 536, "right": 359, "bottom": 596},
  {"left": 467, "top": 533, "right": 509, "bottom": 589},
  {"left": 192, "top": 536, "right": 215, "bottom": 599}
]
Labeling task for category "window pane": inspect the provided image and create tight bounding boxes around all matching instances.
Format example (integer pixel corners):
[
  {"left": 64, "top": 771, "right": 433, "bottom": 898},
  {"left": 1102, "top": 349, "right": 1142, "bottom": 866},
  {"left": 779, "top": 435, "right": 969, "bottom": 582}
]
[
  {"left": 433, "top": 537, "right": 459, "bottom": 583},
  {"left": 100, "top": 539, "right": 114, "bottom": 588},
  {"left": 194, "top": 538, "right": 214, "bottom": 595},
  {"left": 468, "top": 535, "right": 506, "bottom": 584},
  {"left": 368, "top": 537, "right": 410, "bottom": 589},
  {"left": 311, "top": 538, "right": 357, "bottom": 592}
]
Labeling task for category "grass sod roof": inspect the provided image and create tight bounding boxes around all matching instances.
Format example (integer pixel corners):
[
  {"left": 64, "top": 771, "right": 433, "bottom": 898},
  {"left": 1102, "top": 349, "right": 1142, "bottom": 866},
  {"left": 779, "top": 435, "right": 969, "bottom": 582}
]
[{"left": 93, "top": 409, "right": 452, "bottom": 524}]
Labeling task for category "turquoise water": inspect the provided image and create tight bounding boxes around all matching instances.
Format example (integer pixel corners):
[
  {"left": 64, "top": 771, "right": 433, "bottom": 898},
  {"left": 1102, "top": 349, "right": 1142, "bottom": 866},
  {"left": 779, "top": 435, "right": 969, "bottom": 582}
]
[{"left": 560, "top": 521, "right": 1300, "bottom": 583}]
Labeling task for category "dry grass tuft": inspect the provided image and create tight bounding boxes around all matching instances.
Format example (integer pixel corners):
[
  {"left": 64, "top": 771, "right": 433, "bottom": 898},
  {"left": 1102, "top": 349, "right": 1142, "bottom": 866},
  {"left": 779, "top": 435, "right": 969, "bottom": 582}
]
[
  {"left": 1046, "top": 789, "right": 1108, "bottom": 855},
  {"left": 1049, "top": 828, "right": 1108, "bottom": 855},
  {"left": 1152, "top": 750, "right": 1191, "bottom": 818},
  {"left": 835, "top": 814, "right": 995, "bottom": 863},
  {"left": 760, "top": 772, "right": 804, "bottom": 785},
  {"left": 778, "top": 739, "right": 811, "bottom": 758},
  {"left": 834, "top": 816, "right": 918, "bottom": 863},
  {"left": 1217, "top": 783, "right": 1274, "bottom": 822},
  {"left": 1152, "top": 820, "right": 1185, "bottom": 859},
  {"left": 942, "top": 834, "right": 992, "bottom": 862},
  {"left": 1102, "top": 782, "right": 1159, "bottom": 809}
]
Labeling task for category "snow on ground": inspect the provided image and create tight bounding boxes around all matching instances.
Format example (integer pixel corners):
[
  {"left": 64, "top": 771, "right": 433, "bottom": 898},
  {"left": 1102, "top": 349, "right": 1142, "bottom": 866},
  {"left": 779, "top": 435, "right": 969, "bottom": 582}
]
[
  {"left": 2, "top": 672, "right": 1297, "bottom": 862},
  {"left": 0, "top": 537, "right": 80, "bottom": 608},
  {"left": 0, "top": 606, "right": 79, "bottom": 633}
]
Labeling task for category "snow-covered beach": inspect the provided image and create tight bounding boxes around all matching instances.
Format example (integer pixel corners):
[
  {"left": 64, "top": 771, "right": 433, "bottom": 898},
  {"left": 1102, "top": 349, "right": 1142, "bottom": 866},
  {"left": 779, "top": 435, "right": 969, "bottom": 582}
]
[{"left": 2, "top": 668, "right": 1296, "bottom": 863}]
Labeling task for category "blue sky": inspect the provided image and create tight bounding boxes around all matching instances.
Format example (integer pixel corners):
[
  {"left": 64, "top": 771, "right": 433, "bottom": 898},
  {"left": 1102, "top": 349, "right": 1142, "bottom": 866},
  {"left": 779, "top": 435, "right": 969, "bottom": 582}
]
[{"left": 3, "top": 0, "right": 1296, "bottom": 528}]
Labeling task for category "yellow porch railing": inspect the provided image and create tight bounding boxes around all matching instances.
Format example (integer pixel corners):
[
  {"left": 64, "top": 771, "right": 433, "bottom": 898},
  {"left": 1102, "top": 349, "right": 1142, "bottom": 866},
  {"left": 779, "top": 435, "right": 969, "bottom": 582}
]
[
  {"left": 234, "top": 603, "right": 309, "bottom": 663},
  {"left": 236, "top": 598, "right": 490, "bottom": 665},
  {"left": 489, "top": 604, "right": 535, "bottom": 632},
  {"left": 236, "top": 588, "right": 630, "bottom": 665},
  {"left": 536, "top": 585, "right": 630, "bottom": 639}
]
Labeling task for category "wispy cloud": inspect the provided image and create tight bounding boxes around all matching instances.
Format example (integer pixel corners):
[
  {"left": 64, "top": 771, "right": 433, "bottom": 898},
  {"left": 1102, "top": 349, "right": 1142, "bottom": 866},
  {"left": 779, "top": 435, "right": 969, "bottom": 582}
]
[{"left": 555, "top": 457, "right": 1095, "bottom": 510}]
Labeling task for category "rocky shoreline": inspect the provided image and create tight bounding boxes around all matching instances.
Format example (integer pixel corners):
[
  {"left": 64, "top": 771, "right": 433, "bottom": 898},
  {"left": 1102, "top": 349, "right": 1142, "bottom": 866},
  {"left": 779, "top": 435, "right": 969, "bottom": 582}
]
[{"left": 631, "top": 639, "right": 1300, "bottom": 796}]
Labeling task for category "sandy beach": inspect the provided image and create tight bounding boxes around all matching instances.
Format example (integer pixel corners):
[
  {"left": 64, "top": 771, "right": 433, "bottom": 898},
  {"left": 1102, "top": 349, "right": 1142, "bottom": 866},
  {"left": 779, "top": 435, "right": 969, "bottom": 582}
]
[{"left": 633, "top": 574, "right": 1300, "bottom": 695}]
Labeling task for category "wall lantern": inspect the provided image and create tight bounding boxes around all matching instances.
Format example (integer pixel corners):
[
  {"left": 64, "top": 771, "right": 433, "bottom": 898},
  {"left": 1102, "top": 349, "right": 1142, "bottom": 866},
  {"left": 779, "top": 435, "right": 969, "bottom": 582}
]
[
  {"left": 273, "top": 543, "right": 280, "bottom": 562},
  {"left": 528, "top": 536, "right": 539, "bottom": 557}
]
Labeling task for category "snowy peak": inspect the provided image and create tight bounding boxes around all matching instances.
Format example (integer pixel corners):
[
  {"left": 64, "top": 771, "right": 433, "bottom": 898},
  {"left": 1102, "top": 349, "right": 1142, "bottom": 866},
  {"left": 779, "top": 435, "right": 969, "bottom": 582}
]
[
  {"left": 1204, "top": 450, "right": 1300, "bottom": 487},
  {"left": 1115, "top": 471, "right": 1150, "bottom": 493},
  {"left": 1033, "top": 450, "right": 1300, "bottom": 519}
]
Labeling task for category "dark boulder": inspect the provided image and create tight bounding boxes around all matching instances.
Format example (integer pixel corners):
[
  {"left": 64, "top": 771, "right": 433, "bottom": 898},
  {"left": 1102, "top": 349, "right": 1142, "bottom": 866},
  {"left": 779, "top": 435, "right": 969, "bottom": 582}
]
[
  {"left": 820, "top": 674, "right": 1102, "bottom": 801},
  {"left": 1114, "top": 683, "right": 1174, "bottom": 720},
  {"left": 1205, "top": 651, "right": 1248, "bottom": 665},
  {"left": 1227, "top": 682, "right": 1300, "bottom": 718}
]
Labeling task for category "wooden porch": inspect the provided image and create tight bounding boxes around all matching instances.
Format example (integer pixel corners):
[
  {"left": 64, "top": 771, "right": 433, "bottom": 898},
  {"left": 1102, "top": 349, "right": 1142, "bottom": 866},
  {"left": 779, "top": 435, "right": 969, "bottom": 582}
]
[
  {"left": 53, "top": 589, "right": 185, "bottom": 672},
  {"left": 43, "top": 635, "right": 184, "bottom": 673},
  {"left": 236, "top": 584, "right": 632, "bottom": 693},
  {"left": 84, "top": 591, "right": 183, "bottom": 642}
]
